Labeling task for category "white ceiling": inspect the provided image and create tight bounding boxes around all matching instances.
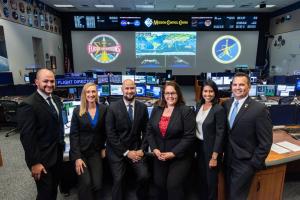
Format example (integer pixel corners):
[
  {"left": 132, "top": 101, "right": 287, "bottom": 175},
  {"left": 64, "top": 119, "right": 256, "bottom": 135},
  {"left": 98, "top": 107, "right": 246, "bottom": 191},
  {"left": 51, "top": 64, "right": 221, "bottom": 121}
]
[{"left": 40, "top": 0, "right": 300, "bottom": 13}]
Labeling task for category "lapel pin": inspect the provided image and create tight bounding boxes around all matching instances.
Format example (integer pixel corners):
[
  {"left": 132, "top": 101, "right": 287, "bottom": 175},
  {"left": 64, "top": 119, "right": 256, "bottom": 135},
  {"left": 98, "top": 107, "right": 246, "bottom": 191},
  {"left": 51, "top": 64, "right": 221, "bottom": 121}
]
[{"left": 244, "top": 104, "right": 248, "bottom": 108}]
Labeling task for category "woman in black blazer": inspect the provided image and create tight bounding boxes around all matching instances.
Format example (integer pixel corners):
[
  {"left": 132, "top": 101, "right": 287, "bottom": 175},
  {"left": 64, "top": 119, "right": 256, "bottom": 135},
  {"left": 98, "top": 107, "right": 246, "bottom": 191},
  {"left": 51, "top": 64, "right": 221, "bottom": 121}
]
[
  {"left": 147, "top": 81, "right": 196, "bottom": 200},
  {"left": 70, "top": 82, "right": 107, "bottom": 200},
  {"left": 195, "top": 80, "right": 226, "bottom": 200}
]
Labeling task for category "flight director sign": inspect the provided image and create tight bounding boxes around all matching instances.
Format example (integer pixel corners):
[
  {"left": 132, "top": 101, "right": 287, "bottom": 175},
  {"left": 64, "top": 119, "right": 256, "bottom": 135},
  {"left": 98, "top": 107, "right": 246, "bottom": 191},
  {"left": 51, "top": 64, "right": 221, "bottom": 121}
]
[
  {"left": 56, "top": 78, "right": 95, "bottom": 87},
  {"left": 144, "top": 17, "right": 189, "bottom": 28}
]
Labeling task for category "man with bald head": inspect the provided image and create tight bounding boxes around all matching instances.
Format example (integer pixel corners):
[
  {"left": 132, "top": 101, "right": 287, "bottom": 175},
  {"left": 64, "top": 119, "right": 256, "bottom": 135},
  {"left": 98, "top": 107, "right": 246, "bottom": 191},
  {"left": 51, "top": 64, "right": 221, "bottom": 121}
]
[
  {"left": 18, "top": 69, "right": 65, "bottom": 200},
  {"left": 106, "top": 79, "right": 150, "bottom": 200}
]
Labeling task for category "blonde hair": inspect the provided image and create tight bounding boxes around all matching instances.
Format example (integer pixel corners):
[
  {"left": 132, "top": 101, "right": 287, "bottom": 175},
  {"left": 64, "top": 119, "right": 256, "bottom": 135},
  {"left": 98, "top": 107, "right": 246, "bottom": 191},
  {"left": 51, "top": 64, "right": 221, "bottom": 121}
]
[{"left": 79, "top": 82, "right": 99, "bottom": 116}]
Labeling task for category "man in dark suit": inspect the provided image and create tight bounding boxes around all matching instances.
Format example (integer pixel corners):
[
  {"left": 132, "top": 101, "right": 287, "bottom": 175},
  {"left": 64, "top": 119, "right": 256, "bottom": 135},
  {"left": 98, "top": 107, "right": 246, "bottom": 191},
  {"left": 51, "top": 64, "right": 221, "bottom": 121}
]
[
  {"left": 223, "top": 72, "right": 272, "bottom": 200},
  {"left": 106, "top": 79, "right": 149, "bottom": 200},
  {"left": 19, "top": 69, "right": 65, "bottom": 200}
]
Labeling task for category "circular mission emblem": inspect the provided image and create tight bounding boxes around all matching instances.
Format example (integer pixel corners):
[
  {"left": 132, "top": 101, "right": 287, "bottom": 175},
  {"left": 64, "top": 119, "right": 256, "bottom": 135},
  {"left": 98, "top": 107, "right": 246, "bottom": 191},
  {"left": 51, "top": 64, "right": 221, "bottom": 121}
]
[
  {"left": 87, "top": 34, "right": 122, "bottom": 64},
  {"left": 212, "top": 35, "right": 241, "bottom": 64}
]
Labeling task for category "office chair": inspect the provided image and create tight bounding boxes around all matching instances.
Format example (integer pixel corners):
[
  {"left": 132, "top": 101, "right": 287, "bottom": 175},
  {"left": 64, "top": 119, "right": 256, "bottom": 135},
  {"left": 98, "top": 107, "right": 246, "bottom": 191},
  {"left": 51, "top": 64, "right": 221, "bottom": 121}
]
[{"left": 0, "top": 100, "right": 19, "bottom": 137}]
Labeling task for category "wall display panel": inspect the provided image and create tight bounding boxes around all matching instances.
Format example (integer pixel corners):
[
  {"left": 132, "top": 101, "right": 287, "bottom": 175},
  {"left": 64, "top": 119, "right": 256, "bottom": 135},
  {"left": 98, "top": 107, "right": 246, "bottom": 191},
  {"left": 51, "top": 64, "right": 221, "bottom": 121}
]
[{"left": 72, "top": 31, "right": 258, "bottom": 75}]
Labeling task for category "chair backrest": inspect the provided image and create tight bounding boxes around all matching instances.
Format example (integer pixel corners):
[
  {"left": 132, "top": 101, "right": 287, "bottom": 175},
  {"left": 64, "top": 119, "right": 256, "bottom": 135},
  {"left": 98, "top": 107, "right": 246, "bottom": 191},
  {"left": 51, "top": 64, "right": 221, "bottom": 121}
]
[{"left": 0, "top": 100, "right": 18, "bottom": 123}]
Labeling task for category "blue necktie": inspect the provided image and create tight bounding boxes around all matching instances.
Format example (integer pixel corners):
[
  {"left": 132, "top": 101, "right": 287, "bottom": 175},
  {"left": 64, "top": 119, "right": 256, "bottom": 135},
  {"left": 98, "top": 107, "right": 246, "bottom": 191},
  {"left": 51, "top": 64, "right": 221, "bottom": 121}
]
[
  {"left": 229, "top": 101, "right": 239, "bottom": 128},
  {"left": 47, "top": 97, "right": 58, "bottom": 117},
  {"left": 128, "top": 104, "right": 133, "bottom": 122}
]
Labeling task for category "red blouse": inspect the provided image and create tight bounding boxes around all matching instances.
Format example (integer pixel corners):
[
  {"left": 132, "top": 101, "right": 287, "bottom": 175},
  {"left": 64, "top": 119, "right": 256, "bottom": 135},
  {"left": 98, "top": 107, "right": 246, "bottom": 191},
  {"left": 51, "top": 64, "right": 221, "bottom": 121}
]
[{"left": 159, "top": 116, "right": 170, "bottom": 137}]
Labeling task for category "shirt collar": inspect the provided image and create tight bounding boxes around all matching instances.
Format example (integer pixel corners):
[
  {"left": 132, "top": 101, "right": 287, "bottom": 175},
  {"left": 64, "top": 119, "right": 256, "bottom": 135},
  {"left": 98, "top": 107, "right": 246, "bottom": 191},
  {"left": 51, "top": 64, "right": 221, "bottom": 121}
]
[
  {"left": 233, "top": 95, "right": 248, "bottom": 105},
  {"left": 37, "top": 89, "right": 52, "bottom": 101},
  {"left": 123, "top": 98, "right": 135, "bottom": 107}
]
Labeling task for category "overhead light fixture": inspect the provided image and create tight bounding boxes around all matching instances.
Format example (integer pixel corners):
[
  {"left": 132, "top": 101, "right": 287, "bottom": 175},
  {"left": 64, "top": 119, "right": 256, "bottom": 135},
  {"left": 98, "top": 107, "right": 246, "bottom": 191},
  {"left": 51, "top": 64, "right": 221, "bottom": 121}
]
[
  {"left": 215, "top": 4, "right": 236, "bottom": 8},
  {"left": 53, "top": 4, "right": 74, "bottom": 8},
  {"left": 95, "top": 4, "right": 114, "bottom": 8},
  {"left": 175, "top": 5, "right": 195, "bottom": 9},
  {"left": 255, "top": 4, "right": 276, "bottom": 8},
  {"left": 136, "top": 4, "right": 154, "bottom": 9}
]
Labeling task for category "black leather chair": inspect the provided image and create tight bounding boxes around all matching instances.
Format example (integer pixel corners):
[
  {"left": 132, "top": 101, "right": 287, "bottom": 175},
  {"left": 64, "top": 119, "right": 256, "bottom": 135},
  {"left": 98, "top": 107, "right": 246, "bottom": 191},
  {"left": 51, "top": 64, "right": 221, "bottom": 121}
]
[{"left": 0, "top": 100, "right": 18, "bottom": 137}]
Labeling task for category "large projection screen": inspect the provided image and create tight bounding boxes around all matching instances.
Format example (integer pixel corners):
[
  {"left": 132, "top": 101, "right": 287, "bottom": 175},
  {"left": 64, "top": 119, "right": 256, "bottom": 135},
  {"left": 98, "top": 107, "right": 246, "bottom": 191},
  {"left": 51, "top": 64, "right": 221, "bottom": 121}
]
[{"left": 71, "top": 31, "right": 259, "bottom": 75}]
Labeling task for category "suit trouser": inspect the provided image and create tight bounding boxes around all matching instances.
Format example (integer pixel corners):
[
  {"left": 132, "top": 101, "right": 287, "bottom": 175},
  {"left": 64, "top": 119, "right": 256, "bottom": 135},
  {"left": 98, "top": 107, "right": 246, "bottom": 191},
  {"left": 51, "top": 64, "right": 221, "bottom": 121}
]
[
  {"left": 77, "top": 151, "right": 103, "bottom": 200},
  {"left": 153, "top": 155, "right": 192, "bottom": 200},
  {"left": 225, "top": 155, "right": 256, "bottom": 200},
  {"left": 195, "top": 139, "right": 218, "bottom": 200},
  {"left": 35, "top": 161, "right": 61, "bottom": 200},
  {"left": 109, "top": 156, "right": 149, "bottom": 200}
]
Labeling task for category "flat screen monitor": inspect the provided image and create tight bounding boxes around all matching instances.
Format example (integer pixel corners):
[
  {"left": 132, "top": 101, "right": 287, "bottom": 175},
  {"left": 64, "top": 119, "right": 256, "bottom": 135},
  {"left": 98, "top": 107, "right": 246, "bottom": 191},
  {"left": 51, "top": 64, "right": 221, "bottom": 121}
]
[
  {"left": 135, "top": 75, "right": 146, "bottom": 84},
  {"left": 146, "top": 76, "right": 157, "bottom": 85},
  {"left": 98, "top": 84, "right": 110, "bottom": 97},
  {"left": 110, "top": 75, "right": 122, "bottom": 84},
  {"left": 110, "top": 84, "right": 123, "bottom": 96},
  {"left": 122, "top": 75, "right": 134, "bottom": 82},
  {"left": 97, "top": 75, "right": 109, "bottom": 84},
  {"left": 68, "top": 88, "right": 77, "bottom": 94},
  {"left": 24, "top": 75, "right": 30, "bottom": 83},
  {"left": 249, "top": 85, "right": 257, "bottom": 96},
  {"left": 250, "top": 76, "right": 257, "bottom": 84},
  {"left": 276, "top": 85, "right": 295, "bottom": 96},
  {"left": 211, "top": 77, "right": 223, "bottom": 85},
  {"left": 136, "top": 84, "right": 146, "bottom": 97},
  {"left": 223, "top": 76, "right": 233, "bottom": 85},
  {"left": 296, "top": 79, "right": 300, "bottom": 91},
  {"left": 0, "top": 72, "right": 14, "bottom": 85},
  {"left": 146, "top": 85, "right": 161, "bottom": 98},
  {"left": 257, "top": 85, "right": 275, "bottom": 96}
]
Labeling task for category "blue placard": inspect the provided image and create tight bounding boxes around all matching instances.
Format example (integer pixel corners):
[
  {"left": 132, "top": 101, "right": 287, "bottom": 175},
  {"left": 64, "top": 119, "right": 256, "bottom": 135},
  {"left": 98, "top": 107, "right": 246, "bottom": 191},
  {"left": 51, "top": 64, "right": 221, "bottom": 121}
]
[{"left": 56, "top": 78, "right": 95, "bottom": 87}]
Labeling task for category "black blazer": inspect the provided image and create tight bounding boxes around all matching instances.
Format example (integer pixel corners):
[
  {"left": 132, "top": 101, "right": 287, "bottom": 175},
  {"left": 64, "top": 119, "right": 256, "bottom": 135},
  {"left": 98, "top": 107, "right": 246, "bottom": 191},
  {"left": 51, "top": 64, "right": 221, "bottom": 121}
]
[
  {"left": 105, "top": 99, "right": 149, "bottom": 160},
  {"left": 147, "top": 104, "right": 196, "bottom": 158},
  {"left": 195, "top": 103, "right": 226, "bottom": 157},
  {"left": 69, "top": 104, "right": 107, "bottom": 161},
  {"left": 18, "top": 92, "right": 64, "bottom": 169},
  {"left": 223, "top": 97, "right": 273, "bottom": 169}
]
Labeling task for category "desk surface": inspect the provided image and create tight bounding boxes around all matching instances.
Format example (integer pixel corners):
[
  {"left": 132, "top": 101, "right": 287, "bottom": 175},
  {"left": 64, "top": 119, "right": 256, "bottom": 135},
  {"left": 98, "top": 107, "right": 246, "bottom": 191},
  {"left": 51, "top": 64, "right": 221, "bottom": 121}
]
[{"left": 266, "top": 129, "right": 300, "bottom": 166}]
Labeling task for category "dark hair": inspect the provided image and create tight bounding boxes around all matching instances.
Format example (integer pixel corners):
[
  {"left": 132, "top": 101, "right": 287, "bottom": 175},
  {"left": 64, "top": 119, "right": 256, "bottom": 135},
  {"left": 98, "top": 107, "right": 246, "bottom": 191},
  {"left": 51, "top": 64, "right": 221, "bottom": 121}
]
[
  {"left": 233, "top": 72, "right": 250, "bottom": 86},
  {"left": 199, "top": 80, "right": 219, "bottom": 106},
  {"left": 158, "top": 81, "right": 185, "bottom": 108}
]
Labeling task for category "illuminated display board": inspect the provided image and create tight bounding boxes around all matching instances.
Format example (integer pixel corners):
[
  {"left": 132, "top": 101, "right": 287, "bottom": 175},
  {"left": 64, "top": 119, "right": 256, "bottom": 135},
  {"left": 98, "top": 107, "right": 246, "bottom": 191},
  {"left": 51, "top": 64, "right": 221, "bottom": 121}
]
[{"left": 73, "top": 14, "right": 258, "bottom": 30}]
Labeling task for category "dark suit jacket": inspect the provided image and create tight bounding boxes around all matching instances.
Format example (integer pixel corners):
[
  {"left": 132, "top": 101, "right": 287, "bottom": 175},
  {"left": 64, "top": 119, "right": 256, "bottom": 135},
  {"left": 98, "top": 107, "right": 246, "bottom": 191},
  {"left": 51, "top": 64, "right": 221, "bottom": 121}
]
[
  {"left": 18, "top": 92, "right": 64, "bottom": 169},
  {"left": 105, "top": 99, "right": 149, "bottom": 161},
  {"left": 69, "top": 104, "right": 107, "bottom": 161},
  {"left": 195, "top": 103, "right": 226, "bottom": 158},
  {"left": 147, "top": 104, "right": 196, "bottom": 158},
  {"left": 223, "top": 97, "right": 273, "bottom": 169}
]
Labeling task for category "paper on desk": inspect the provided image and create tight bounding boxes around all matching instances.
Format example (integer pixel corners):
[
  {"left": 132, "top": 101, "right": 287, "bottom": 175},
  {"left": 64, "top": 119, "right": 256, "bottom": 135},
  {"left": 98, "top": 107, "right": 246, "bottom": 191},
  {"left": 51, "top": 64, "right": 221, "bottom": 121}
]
[
  {"left": 271, "top": 144, "right": 291, "bottom": 154},
  {"left": 276, "top": 141, "right": 300, "bottom": 152}
]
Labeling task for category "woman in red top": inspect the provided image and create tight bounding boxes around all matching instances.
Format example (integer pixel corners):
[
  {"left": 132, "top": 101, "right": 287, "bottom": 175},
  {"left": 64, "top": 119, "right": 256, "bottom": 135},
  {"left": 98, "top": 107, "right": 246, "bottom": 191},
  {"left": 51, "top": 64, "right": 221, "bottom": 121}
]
[{"left": 147, "top": 81, "right": 196, "bottom": 200}]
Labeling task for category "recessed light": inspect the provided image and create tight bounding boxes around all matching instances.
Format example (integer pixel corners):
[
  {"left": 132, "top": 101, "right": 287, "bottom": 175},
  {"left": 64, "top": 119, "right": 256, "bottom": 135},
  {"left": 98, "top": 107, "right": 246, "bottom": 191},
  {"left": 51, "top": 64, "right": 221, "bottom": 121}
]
[
  {"left": 215, "top": 5, "right": 236, "bottom": 8},
  {"left": 136, "top": 5, "right": 154, "bottom": 9},
  {"left": 175, "top": 5, "right": 195, "bottom": 9},
  {"left": 255, "top": 4, "right": 276, "bottom": 8},
  {"left": 95, "top": 5, "right": 114, "bottom": 8},
  {"left": 53, "top": 4, "right": 74, "bottom": 8}
]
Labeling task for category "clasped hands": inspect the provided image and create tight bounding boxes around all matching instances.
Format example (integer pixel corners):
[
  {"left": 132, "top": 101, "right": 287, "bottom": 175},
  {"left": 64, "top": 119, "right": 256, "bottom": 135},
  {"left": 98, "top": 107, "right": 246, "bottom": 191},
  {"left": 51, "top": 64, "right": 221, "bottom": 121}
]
[
  {"left": 153, "top": 149, "right": 175, "bottom": 161},
  {"left": 127, "top": 150, "right": 144, "bottom": 163}
]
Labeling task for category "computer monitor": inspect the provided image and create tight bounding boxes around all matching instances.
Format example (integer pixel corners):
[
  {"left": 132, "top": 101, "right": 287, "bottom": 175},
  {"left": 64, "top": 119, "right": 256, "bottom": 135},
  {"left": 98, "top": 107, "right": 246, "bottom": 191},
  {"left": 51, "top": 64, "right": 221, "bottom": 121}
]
[
  {"left": 135, "top": 75, "right": 146, "bottom": 84},
  {"left": 24, "top": 75, "right": 30, "bottom": 84},
  {"left": 249, "top": 85, "right": 257, "bottom": 97},
  {"left": 146, "top": 75, "right": 157, "bottom": 85},
  {"left": 223, "top": 76, "right": 233, "bottom": 85},
  {"left": 110, "top": 84, "right": 123, "bottom": 96},
  {"left": 68, "top": 88, "right": 77, "bottom": 95},
  {"left": 211, "top": 77, "right": 223, "bottom": 85},
  {"left": 257, "top": 85, "right": 276, "bottom": 96},
  {"left": 146, "top": 85, "right": 161, "bottom": 98},
  {"left": 0, "top": 72, "right": 14, "bottom": 85},
  {"left": 122, "top": 75, "right": 134, "bottom": 82},
  {"left": 276, "top": 85, "right": 295, "bottom": 97},
  {"left": 296, "top": 79, "right": 300, "bottom": 91},
  {"left": 136, "top": 85, "right": 146, "bottom": 97},
  {"left": 250, "top": 76, "right": 257, "bottom": 84},
  {"left": 97, "top": 75, "right": 109, "bottom": 84},
  {"left": 110, "top": 75, "right": 122, "bottom": 84},
  {"left": 98, "top": 84, "right": 110, "bottom": 97}
]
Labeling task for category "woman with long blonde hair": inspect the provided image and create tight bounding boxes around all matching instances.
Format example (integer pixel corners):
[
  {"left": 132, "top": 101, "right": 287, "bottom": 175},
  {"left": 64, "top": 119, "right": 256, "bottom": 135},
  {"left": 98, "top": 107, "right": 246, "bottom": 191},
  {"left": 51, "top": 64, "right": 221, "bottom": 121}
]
[{"left": 70, "top": 82, "right": 107, "bottom": 200}]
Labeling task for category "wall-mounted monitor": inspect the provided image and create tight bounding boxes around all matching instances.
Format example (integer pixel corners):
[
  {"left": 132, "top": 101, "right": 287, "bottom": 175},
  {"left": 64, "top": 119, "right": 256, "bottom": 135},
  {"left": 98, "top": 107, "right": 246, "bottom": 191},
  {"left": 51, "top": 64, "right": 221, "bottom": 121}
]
[
  {"left": 223, "top": 76, "right": 233, "bottom": 85},
  {"left": 296, "top": 79, "right": 300, "bottom": 91},
  {"left": 146, "top": 85, "right": 161, "bottom": 98},
  {"left": 249, "top": 85, "right": 257, "bottom": 96},
  {"left": 146, "top": 75, "right": 157, "bottom": 85},
  {"left": 24, "top": 75, "right": 30, "bottom": 84},
  {"left": 110, "top": 75, "right": 122, "bottom": 84},
  {"left": 136, "top": 84, "right": 146, "bottom": 97},
  {"left": 122, "top": 75, "right": 134, "bottom": 82},
  {"left": 98, "top": 84, "right": 110, "bottom": 97},
  {"left": 135, "top": 75, "right": 146, "bottom": 84},
  {"left": 110, "top": 84, "right": 123, "bottom": 96},
  {"left": 97, "top": 75, "right": 109, "bottom": 84},
  {"left": 277, "top": 85, "right": 295, "bottom": 97},
  {"left": 257, "top": 85, "right": 275, "bottom": 96},
  {"left": 211, "top": 76, "right": 223, "bottom": 85}
]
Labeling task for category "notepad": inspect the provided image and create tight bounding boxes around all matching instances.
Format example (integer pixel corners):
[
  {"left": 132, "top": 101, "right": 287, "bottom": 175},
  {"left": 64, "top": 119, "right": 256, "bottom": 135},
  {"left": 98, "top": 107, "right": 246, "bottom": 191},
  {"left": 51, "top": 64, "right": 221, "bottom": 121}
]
[
  {"left": 271, "top": 144, "right": 291, "bottom": 154},
  {"left": 276, "top": 141, "right": 300, "bottom": 152}
]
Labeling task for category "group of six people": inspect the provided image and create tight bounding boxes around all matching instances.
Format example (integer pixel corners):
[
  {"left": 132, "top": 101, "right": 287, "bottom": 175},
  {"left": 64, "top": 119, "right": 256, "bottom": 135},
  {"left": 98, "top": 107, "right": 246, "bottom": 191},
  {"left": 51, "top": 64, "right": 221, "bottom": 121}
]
[{"left": 18, "top": 69, "right": 273, "bottom": 200}]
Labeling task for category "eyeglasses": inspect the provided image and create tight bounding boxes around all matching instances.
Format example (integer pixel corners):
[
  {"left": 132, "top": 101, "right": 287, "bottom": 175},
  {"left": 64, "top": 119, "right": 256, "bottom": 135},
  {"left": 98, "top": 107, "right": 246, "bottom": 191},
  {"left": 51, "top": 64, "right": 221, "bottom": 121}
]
[{"left": 164, "top": 92, "right": 177, "bottom": 96}]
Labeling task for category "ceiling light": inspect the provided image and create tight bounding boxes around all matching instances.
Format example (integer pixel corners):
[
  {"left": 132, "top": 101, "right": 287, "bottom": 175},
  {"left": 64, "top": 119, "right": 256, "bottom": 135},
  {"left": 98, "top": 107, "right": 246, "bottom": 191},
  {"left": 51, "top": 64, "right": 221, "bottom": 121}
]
[
  {"left": 136, "top": 5, "right": 154, "bottom": 9},
  {"left": 53, "top": 4, "right": 74, "bottom": 8},
  {"left": 95, "top": 4, "right": 114, "bottom": 8},
  {"left": 215, "top": 5, "right": 236, "bottom": 8},
  {"left": 255, "top": 4, "right": 276, "bottom": 8},
  {"left": 175, "top": 5, "right": 195, "bottom": 9}
]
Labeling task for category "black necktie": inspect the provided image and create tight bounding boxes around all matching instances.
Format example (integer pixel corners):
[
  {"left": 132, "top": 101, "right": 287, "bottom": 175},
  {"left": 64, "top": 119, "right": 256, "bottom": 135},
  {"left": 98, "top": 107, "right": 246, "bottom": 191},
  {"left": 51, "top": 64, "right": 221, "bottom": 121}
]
[
  {"left": 128, "top": 104, "right": 133, "bottom": 122},
  {"left": 47, "top": 97, "right": 58, "bottom": 117}
]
